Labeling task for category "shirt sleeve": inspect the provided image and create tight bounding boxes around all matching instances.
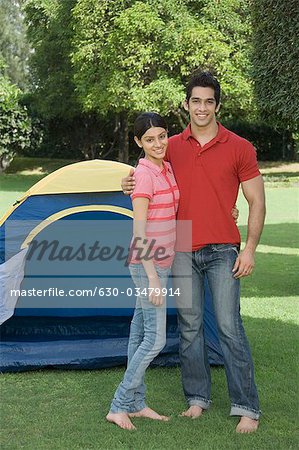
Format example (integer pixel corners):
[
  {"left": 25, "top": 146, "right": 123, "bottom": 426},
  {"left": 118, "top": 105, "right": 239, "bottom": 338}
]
[
  {"left": 238, "top": 141, "right": 261, "bottom": 182},
  {"left": 131, "top": 170, "right": 154, "bottom": 201}
]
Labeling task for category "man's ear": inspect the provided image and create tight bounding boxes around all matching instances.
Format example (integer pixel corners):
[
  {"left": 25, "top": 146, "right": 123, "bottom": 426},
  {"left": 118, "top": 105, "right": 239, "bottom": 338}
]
[
  {"left": 183, "top": 99, "right": 189, "bottom": 112},
  {"left": 215, "top": 102, "right": 221, "bottom": 114},
  {"left": 134, "top": 136, "right": 143, "bottom": 148}
]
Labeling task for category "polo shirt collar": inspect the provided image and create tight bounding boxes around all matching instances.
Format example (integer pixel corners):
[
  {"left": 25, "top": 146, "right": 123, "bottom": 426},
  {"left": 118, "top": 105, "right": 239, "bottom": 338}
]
[
  {"left": 138, "top": 158, "right": 171, "bottom": 175},
  {"left": 182, "top": 122, "right": 229, "bottom": 144}
]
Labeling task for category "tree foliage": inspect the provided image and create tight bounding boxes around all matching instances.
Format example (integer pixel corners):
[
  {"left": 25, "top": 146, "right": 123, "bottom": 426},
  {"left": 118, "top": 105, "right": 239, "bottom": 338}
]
[
  {"left": 252, "top": 0, "right": 299, "bottom": 133},
  {"left": 72, "top": 0, "right": 254, "bottom": 161},
  {"left": 0, "top": 70, "right": 32, "bottom": 170},
  {"left": 72, "top": 0, "right": 253, "bottom": 118},
  {"left": 23, "top": 0, "right": 113, "bottom": 160},
  {"left": 0, "top": 0, "right": 30, "bottom": 90},
  {"left": 24, "top": 0, "right": 78, "bottom": 119}
]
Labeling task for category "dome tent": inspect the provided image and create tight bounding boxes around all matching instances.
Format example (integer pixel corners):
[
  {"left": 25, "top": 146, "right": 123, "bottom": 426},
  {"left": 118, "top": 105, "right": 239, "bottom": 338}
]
[{"left": 0, "top": 160, "right": 223, "bottom": 372}]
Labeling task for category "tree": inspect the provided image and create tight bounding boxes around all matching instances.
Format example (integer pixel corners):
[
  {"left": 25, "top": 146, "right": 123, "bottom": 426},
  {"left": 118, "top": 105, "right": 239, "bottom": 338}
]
[
  {"left": 252, "top": 0, "right": 299, "bottom": 158},
  {"left": 24, "top": 0, "right": 78, "bottom": 119},
  {"left": 0, "top": 66, "right": 32, "bottom": 171},
  {"left": 0, "top": 1, "right": 32, "bottom": 169},
  {"left": 23, "top": 0, "right": 112, "bottom": 160},
  {"left": 0, "top": 0, "right": 30, "bottom": 90},
  {"left": 72, "top": 0, "right": 254, "bottom": 162},
  {"left": 198, "top": 0, "right": 254, "bottom": 122},
  {"left": 22, "top": 0, "right": 255, "bottom": 162}
]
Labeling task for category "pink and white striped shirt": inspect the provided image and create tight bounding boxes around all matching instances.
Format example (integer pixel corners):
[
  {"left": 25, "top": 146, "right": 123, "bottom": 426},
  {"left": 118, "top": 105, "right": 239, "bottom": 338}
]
[{"left": 129, "top": 158, "right": 179, "bottom": 268}]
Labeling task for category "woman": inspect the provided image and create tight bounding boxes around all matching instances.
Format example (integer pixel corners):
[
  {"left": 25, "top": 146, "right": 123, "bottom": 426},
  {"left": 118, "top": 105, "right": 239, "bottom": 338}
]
[{"left": 106, "top": 112, "right": 178, "bottom": 430}]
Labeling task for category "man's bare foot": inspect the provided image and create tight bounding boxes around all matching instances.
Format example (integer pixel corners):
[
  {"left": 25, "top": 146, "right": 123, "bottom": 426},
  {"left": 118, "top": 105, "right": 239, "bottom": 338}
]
[
  {"left": 129, "top": 407, "right": 169, "bottom": 421},
  {"left": 236, "top": 416, "right": 259, "bottom": 433},
  {"left": 106, "top": 412, "right": 136, "bottom": 430},
  {"left": 180, "top": 405, "right": 204, "bottom": 419}
]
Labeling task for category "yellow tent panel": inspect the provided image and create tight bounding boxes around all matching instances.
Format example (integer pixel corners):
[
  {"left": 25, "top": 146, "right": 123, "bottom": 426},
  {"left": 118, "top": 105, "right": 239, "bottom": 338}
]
[
  {"left": 0, "top": 159, "right": 133, "bottom": 226},
  {"left": 27, "top": 159, "right": 133, "bottom": 195}
]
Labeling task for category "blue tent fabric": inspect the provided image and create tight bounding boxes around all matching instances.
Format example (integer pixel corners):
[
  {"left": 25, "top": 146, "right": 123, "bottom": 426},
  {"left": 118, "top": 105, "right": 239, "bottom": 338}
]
[
  {"left": 0, "top": 162, "right": 224, "bottom": 372},
  {"left": 0, "top": 192, "right": 132, "bottom": 263}
]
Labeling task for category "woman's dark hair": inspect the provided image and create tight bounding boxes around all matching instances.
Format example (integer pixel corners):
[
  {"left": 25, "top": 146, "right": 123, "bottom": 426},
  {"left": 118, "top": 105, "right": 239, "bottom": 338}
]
[
  {"left": 186, "top": 71, "right": 221, "bottom": 106},
  {"left": 134, "top": 112, "right": 168, "bottom": 140}
]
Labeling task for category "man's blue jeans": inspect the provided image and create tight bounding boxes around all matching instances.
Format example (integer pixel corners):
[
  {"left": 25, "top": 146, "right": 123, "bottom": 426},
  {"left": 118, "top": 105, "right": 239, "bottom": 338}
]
[
  {"left": 109, "top": 263, "right": 170, "bottom": 413},
  {"left": 172, "top": 244, "right": 260, "bottom": 420}
]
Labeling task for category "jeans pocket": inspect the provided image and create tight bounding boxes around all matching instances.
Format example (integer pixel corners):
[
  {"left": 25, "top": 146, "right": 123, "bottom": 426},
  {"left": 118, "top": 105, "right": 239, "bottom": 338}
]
[{"left": 212, "top": 244, "right": 239, "bottom": 254}]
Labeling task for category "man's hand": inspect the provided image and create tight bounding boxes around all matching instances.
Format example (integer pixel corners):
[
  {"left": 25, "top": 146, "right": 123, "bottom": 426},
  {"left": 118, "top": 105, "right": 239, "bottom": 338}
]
[
  {"left": 232, "top": 248, "right": 255, "bottom": 279},
  {"left": 231, "top": 205, "right": 239, "bottom": 223},
  {"left": 121, "top": 168, "right": 135, "bottom": 195}
]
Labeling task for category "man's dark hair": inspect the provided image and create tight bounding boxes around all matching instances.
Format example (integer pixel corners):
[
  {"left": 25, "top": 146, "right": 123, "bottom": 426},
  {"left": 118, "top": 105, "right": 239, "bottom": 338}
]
[{"left": 186, "top": 72, "right": 221, "bottom": 106}]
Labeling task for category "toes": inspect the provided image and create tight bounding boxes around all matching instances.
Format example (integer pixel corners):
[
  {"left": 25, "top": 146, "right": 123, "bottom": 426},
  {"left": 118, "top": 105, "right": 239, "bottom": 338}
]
[
  {"left": 160, "top": 415, "right": 170, "bottom": 421},
  {"left": 122, "top": 421, "right": 136, "bottom": 431}
]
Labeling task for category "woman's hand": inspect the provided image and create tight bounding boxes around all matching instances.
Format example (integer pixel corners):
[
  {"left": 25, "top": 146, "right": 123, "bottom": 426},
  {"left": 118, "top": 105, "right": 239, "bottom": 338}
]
[
  {"left": 231, "top": 204, "right": 239, "bottom": 223},
  {"left": 148, "top": 276, "right": 164, "bottom": 306},
  {"left": 121, "top": 168, "right": 135, "bottom": 195}
]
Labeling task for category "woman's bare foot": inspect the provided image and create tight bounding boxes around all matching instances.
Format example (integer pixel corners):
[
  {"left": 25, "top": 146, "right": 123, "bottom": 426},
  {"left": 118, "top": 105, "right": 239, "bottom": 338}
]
[
  {"left": 106, "top": 412, "right": 136, "bottom": 430},
  {"left": 129, "top": 407, "right": 169, "bottom": 421},
  {"left": 236, "top": 416, "right": 259, "bottom": 433},
  {"left": 180, "top": 405, "right": 204, "bottom": 419}
]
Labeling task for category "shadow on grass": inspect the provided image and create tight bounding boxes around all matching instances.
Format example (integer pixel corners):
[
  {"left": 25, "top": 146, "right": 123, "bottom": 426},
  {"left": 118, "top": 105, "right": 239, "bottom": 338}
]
[
  {"left": 239, "top": 223, "right": 299, "bottom": 249},
  {"left": 259, "top": 161, "right": 298, "bottom": 169},
  {"left": 5, "top": 157, "right": 78, "bottom": 174},
  {"left": 262, "top": 172, "right": 299, "bottom": 179}
]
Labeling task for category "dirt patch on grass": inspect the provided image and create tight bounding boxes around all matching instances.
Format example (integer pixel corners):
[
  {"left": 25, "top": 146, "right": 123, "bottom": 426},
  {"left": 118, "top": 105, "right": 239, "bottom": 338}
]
[{"left": 259, "top": 161, "right": 299, "bottom": 173}]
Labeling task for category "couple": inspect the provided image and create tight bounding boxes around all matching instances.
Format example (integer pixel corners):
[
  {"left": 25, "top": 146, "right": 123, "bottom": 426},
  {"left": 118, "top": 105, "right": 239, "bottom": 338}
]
[{"left": 106, "top": 72, "right": 266, "bottom": 433}]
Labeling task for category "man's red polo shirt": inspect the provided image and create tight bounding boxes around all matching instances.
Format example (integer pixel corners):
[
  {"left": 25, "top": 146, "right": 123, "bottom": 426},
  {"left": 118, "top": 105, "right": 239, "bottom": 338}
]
[{"left": 166, "top": 123, "right": 261, "bottom": 251}]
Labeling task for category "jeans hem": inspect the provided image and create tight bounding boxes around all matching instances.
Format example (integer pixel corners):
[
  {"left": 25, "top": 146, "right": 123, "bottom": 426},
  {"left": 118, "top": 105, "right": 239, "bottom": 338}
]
[
  {"left": 188, "top": 398, "right": 211, "bottom": 410},
  {"left": 230, "top": 404, "right": 261, "bottom": 420},
  {"left": 109, "top": 407, "right": 131, "bottom": 414},
  {"left": 133, "top": 403, "right": 147, "bottom": 412}
]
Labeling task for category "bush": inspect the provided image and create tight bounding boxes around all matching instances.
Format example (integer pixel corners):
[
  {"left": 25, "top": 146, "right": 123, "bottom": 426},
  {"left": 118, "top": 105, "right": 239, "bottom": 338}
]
[{"left": 224, "top": 121, "right": 297, "bottom": 161}]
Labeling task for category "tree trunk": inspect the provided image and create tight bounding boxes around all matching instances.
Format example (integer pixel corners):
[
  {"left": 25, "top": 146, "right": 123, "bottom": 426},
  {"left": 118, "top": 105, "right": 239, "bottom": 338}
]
[
  {"left": 118, "top": 112, "right": 129, "bottom": 163},
  {"left": 282, "top": 130, "right": 296, "bottom": 160},
  {"left": 0, "top": 153, "right": 14, "bottom": 172}
]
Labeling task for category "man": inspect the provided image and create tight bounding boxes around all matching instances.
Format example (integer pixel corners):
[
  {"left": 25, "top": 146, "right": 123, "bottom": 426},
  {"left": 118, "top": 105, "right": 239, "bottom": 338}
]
[{"left": 122, "top": 72, "right": 266, "bottom": 433}]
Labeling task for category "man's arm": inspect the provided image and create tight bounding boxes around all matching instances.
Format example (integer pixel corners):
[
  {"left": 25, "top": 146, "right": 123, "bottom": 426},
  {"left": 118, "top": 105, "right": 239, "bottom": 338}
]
[
  {"left": 121, "top": 168, "right": 135, "bottom": 195},
  {"left": 232, "top": 175, "right": 266, "bottom": 278}
]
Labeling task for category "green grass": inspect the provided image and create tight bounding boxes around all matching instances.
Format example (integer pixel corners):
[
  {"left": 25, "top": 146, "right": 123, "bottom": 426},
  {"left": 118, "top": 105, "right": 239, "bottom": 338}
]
[
  {"left": 0, "top": 159, "right": 298, "bottom": 449},
  {"left": 1, "top": 307, "right": 298, "bottom": 450},
  {"left": 0, "top": 158, "right": 79, "bottom": 217}
]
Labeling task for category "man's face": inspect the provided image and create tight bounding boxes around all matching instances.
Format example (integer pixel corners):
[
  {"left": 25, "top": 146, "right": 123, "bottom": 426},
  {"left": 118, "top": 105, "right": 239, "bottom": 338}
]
[{"left": 184, "top": 86, "right": 220, "bottom": 129}]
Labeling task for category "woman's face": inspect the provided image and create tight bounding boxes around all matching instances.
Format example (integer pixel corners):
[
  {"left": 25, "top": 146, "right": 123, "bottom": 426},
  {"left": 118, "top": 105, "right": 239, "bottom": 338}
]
[{"left": 135, "top": 127, "right": 168, "bottom": 165}]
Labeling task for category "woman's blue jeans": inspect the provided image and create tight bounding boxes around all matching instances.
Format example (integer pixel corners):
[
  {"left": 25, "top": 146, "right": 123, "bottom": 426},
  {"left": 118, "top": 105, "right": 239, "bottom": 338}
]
[
  {"left": 109, "top": 263, "right": 170, "bottom": 413},
  {"left": 172, "top": 244, "right": 260, "bottom": 420}
]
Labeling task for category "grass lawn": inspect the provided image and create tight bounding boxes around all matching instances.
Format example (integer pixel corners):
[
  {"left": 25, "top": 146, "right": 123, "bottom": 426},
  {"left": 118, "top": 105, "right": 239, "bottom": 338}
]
[{"left": 0, "top": 158, "right": 298, "bottom": 449}]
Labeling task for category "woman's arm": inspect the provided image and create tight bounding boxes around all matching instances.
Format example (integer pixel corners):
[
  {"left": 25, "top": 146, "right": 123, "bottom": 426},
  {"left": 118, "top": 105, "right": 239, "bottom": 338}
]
[{"left": 132, "top": 197, "right": 164, "bottom": 306}]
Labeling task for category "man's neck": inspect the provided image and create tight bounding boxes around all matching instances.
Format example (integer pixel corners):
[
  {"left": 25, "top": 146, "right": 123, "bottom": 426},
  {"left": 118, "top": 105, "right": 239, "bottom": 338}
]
[{"left": 190, "top": 120, "right": 219, "bottom": 147}]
